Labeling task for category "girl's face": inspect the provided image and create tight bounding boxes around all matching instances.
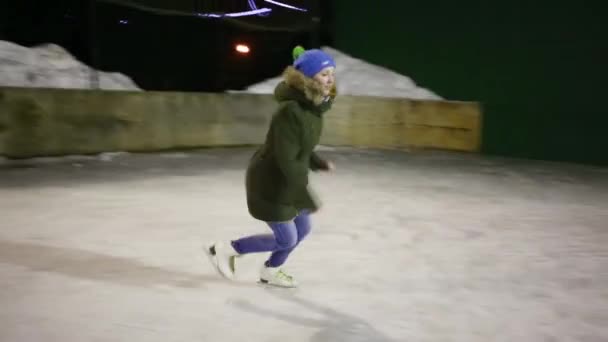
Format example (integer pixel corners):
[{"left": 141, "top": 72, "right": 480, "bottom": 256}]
[{"left": 313, "top": 66, "right": 335, "bottom": 97}]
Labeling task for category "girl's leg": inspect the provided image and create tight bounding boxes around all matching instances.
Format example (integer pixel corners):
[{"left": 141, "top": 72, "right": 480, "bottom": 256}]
[
  {"left": 210, "top": 211, "right": 312, "bottom": 284},
  {"left": 209, "top": 222, "right": 297, "bottom": 280},
  {"left": 266, "top": 210, "right": 312, "bottom": 267},
  {"left": 231, "top": 221, "right": 298, "bottom": 257},
  {"left": 294, "top": 210, "right": 312, "bottom": 240}
]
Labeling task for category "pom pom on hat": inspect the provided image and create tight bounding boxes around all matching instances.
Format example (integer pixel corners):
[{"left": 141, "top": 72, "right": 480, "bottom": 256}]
[
  {"left": 292, "top": 46, "right": 336, "bottom": 78},
  {"left": 292, "top": 45, "right": 306, "bottom": 61}
]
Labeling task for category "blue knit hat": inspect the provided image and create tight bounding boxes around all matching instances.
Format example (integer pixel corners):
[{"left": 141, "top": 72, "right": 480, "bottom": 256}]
[{"left": 293, "top": 48, "right": 336, "bottom": 78}]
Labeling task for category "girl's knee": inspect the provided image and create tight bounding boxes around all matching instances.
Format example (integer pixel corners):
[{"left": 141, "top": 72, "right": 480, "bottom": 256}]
[
  {"left": 268, "top": 221, "right": 299, "bottom": 250},
  {"left": 277, "top": 234, "right": 297, "bottom": 249}
]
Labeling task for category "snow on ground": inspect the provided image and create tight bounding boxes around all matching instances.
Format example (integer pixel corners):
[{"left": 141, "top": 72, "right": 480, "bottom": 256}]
[
  {"left": 0, "top": 40, "right": 141, "bottom": 90},
  {"left": 242, "top": 47, "right": 443, "bottom": 100},
  {"left": 1, "top": 147, "right": 607, "bottom": 342}
]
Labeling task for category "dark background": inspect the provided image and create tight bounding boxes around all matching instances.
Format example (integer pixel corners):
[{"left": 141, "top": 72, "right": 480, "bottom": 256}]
[
  {"left": 0, "top": 0, "right": 320, "bottom": 91},
  {"left": 1, "top": 0, "right": 607, "bottom": 165},
  {"left": 326, "top": 1, "right": 608, "bottom": 166}
]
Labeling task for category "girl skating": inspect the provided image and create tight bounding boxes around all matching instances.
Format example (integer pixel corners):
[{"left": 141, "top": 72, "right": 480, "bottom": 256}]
[{"left": 206, "top": 46, "right": 337, "bottom": 288}]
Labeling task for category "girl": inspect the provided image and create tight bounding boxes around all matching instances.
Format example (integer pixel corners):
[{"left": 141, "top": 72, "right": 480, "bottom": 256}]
[{"left": 206, "top": 46, "right": 337, "bottom": 288}]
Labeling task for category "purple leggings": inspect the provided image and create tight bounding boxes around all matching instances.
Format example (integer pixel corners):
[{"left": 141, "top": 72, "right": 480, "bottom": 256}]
[{"left": 231, "top": 211, "right": 311, "bottom": 267}]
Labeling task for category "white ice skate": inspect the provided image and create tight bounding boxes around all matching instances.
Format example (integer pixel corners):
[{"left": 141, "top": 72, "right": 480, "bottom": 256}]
[
  {"left": 259, "top": 266, "right": 298, "bottom": 288},
  {"left": 205, "top": 241, "right": 239, "bottom": 280}
]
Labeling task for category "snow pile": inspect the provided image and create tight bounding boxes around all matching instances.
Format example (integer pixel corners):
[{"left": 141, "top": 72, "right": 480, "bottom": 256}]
[
  {"left": 243, "top": 47, "right": 442, "bottom": 100},
  {"left": 0, "top": 40, "right": 141, "bottom": 90}
]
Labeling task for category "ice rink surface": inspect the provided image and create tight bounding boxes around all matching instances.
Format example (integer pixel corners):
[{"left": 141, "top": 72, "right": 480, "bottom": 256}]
[{"left": 1, "top": 147, "right": 607, "bottom": 342}]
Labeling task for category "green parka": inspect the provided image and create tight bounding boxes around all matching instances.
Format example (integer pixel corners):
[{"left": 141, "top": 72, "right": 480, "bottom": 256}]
[{"left": 245, "top": 66, "right": 334, "bottom": 222}]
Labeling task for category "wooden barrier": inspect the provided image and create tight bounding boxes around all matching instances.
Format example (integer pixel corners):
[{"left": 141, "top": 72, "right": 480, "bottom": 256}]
[
  {"left": 0, "top": 87, "right": 481, "bottom": 158},
  {"left": 324, "top": 95, "right": 481, "bottom": 152}
]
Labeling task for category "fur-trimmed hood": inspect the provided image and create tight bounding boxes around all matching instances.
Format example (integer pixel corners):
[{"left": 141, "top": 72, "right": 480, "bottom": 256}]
[{"left": 274, "top": 66, "right": 337, "bottom": 107}]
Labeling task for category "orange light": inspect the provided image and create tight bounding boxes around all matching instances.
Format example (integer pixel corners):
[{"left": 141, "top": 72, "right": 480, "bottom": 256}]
[{"left": 235, "top": 44, "right": 250, "bottom": 54}]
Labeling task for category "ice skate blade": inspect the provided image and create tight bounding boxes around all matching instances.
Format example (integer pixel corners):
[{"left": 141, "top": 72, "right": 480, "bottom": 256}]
[{"left": 258, "top": 279, "right": 298, "bottom": 289}]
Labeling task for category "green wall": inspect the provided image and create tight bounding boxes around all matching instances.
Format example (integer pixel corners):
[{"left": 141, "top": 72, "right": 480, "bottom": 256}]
[{"left": 329, "top": 1, "right": 607, "bottom": 165}]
